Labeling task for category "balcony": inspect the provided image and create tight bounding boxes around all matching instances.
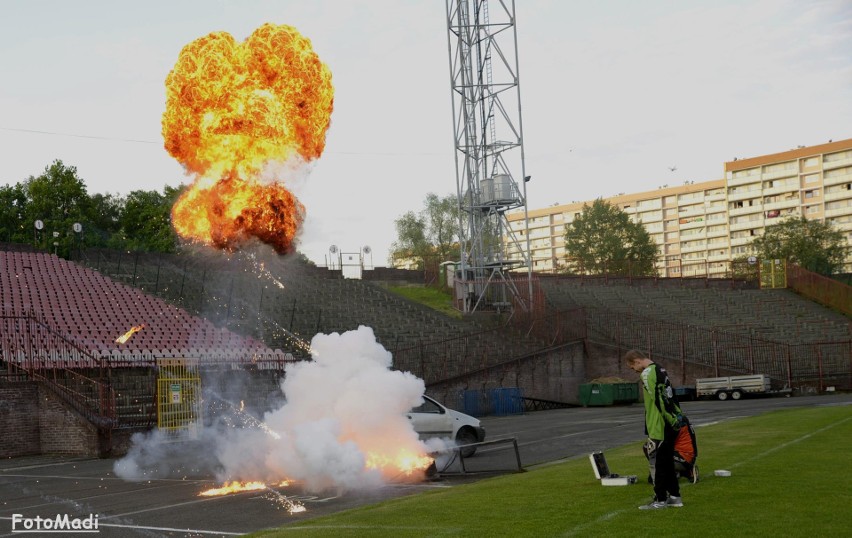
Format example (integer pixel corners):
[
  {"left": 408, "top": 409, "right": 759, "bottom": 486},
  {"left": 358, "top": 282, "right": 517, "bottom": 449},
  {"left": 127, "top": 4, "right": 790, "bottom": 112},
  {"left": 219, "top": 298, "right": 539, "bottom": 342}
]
[
  {"left": 729, "top": 219, "right": 764, "bottom": 232},
  {"left": 825, "top": 205, "right": 852, "bottom": 218},
  {"left": 727, "top": 173, "right": 760, "bottom": 187},
  {"left": 708, "top": 251, "right": 729, "bottom": 262},
  {"left": 824, "top": 189, "right": 852, "bottom": 203},
  {"left": 677, "top": 205, "right": 706, "bottom": 218},
  {"left": 823, "top": 171, "right": 852, "bottom": 186},
  {"left": 679, "top": 230, "right": 707, "bottom": 242},
  {"left": 680, "top": 243, "right": 707, "bottom": 254},
  {"left": 728, "top": 205, "right": 763, "bottom": 217},
  {"left": 763, "top": 198, "right": 800, "bottom": 211},
  {"left": 705, "top": 191, "right": 726, "bottom": 201},
  {"left": 762, "top": 182, "right": 799, "bottom": 196},
  {"left": 727, "top": 189, "right": 762, "bottom": 202},
  {"left": 761, "top": 167, "right": 798, "bottom": 180},
  {"left": 730, "top": 236, "right": 753, "bottom": 247},
  {"left": 679, "top": 218, "right": 707, "bottom": 230},
  {"left": 823, "top": 156, "right": 852, "bottom": 170}
]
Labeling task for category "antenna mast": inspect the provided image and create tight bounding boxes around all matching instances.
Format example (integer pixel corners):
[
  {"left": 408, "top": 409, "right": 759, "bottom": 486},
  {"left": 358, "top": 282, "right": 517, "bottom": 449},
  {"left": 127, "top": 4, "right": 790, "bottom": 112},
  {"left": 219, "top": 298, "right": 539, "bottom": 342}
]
[{"left": 445, "top": 0, "right": 533, "bottom": 313}]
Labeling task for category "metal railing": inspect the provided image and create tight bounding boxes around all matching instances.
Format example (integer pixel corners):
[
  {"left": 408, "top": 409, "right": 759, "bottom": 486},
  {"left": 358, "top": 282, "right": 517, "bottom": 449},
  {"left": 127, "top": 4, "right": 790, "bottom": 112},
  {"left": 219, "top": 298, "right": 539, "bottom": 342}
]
[
  {"left": 1, "top": 310, "right": 116, "bottom": 428},
  {"left": 586, "top": 306, "right": 852, "bottom": 391},
  {"left": 787, "top": 263, "right": 852, "bottom": 317}
]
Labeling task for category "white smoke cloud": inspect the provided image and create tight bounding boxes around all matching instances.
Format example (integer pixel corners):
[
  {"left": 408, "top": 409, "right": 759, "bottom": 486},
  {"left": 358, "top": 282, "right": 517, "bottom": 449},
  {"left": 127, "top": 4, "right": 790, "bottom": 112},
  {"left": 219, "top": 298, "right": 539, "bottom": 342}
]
[{"left": 114, "top": 325, "right": 432, "bottom": 493}]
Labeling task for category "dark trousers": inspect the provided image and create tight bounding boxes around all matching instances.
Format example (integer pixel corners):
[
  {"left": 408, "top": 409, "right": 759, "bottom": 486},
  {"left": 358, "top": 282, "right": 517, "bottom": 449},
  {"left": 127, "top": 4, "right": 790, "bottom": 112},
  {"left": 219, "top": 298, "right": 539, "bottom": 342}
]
[{"left": 649, "top": 427, "right": 681, "bottom": 501}]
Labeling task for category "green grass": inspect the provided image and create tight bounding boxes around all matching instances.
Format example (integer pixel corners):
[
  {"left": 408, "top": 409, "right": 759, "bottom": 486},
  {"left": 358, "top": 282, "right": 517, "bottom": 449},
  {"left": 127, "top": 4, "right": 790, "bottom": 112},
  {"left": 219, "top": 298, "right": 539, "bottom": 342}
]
[
  {"left": 387, "top": 285, "right": 461, "bottom": 319},
  {"left": 251, "top": 405, "right": 852, "bottom": 537}
]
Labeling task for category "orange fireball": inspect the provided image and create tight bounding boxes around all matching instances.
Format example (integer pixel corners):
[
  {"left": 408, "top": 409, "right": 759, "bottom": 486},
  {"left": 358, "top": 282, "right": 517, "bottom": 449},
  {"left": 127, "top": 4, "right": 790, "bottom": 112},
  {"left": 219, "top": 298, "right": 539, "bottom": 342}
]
[{"left": 163, "top": 23, "right": 333, "bottom": 253}]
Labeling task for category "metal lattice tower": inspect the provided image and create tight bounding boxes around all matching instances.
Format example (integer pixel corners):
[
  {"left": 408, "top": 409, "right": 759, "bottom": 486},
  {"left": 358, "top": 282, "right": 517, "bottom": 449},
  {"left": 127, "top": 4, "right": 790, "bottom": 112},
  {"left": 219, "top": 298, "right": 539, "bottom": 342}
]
[{"left": 445, "top": 0, "right": 532, "bottom": 313}]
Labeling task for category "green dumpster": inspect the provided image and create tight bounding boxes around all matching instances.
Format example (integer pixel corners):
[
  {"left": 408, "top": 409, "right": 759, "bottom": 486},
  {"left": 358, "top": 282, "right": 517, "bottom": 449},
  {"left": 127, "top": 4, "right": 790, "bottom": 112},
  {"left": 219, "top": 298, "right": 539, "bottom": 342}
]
[
  {"left": 613, "top": 382, "right": 639, "bottom": 404},
  {"left": 580, "top": 382, "right": 639, "bottom": 406}
]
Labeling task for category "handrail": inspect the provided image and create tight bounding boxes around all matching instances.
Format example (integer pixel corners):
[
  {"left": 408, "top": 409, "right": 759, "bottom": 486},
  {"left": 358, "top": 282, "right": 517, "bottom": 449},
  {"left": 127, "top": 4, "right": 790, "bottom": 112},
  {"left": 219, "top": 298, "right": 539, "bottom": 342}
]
[{"left": 2, "top": 312, "right": 116, "bottom": 429}]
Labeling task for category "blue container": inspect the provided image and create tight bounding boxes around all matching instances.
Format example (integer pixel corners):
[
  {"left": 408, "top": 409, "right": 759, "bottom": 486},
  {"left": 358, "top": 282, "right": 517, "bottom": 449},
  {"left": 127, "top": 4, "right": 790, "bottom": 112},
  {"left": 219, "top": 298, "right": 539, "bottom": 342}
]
[{"left": 490, "top": 387, "right": 524, "bottom": 416}]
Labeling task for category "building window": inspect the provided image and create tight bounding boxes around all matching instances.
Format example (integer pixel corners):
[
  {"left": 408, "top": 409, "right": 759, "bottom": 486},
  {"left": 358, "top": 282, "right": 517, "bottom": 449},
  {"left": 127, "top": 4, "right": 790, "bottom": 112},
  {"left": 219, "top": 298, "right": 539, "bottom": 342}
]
[
  {"left": 803, "top": 173, "right": 820, "bottom": 184},
  {"left": 804, "top": 189, "right": 820, "bottom": 199}
]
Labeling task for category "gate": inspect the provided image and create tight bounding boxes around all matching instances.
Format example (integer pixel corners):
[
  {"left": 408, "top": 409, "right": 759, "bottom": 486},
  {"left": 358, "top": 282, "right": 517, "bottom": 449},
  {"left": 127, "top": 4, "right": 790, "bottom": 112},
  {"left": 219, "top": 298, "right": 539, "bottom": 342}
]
[{"left": 156, "top": 358, "right": 202, "bottom": 439}]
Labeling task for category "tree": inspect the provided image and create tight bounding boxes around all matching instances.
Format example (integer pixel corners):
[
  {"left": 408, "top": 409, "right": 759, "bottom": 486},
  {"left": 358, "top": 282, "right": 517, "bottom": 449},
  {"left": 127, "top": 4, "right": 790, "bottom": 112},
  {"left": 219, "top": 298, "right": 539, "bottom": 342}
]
[
  {"left": 23, "top": 160, "right": 91, "bottom": 257},
  {"left": 0, "top": 183, "right": 29, "bottom": 243},
  {"left": 751, "top": 216, "right": 846, "bottom": 275},
  {"left": 563, "top": 198, "right": 658, "bottom": 276},
  {"left": 86, "top": 192, "right": 124, "bottom": 247},
  {"left": 118, "top": 188, "right": 180, "bottom": 252},
  {"left": 390, "top": 193, "right": 460, "bottom": 268}
]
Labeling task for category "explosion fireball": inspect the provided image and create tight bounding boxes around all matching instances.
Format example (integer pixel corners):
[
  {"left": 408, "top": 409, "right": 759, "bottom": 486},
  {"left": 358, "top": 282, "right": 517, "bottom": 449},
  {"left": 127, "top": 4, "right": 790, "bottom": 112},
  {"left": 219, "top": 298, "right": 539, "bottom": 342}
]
[{"left": 163, "top": 23, "right": 333, "bottom": 253}]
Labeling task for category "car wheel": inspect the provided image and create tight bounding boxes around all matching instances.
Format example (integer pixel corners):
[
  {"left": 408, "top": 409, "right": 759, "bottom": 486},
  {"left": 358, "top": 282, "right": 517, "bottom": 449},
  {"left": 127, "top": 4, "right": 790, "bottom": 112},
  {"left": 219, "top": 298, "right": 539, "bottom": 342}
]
[
  {"left": 731, "top": 389, "right": 742, "bottom": 400},
  {"left": 456, "top": 428, "right": 478, "bottom": 457},
  {"left": 717, "top": 391, "right": 729, "bottom": 401}
]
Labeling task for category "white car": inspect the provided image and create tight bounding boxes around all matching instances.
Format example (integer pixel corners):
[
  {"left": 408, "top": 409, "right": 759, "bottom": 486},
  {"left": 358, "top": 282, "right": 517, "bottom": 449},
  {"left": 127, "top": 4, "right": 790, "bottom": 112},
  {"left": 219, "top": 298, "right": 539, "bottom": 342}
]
[{"left": 407, "top": 395, "right": 485, "bottom": 457}]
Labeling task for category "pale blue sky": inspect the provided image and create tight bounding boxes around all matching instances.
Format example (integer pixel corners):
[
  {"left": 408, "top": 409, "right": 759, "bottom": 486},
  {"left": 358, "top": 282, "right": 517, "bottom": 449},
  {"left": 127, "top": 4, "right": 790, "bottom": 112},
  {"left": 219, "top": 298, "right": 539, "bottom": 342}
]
[{"left": 2, "top": 0, "right": 851, "bottom": 264}]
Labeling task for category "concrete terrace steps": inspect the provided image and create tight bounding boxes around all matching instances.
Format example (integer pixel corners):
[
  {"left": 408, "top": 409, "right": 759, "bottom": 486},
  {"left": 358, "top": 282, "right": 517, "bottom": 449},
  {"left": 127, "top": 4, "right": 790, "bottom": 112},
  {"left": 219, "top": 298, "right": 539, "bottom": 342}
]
[
  {"left": 75, "top": 248, "right": 554, "bottom": 383},
  {"left": 540, "top": 278, "right": 851, "bottom": 344}
]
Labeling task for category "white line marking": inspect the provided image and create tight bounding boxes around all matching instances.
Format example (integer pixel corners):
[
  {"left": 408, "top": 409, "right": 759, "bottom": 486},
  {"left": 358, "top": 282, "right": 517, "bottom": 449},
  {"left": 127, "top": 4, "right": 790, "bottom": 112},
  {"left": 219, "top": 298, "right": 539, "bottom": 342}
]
[
  {"left": 559, "top": 413, "right": 852, "bottom": 536},
  {"left": 731, "top": 415, "right": 852, "bottom": 469},
  {"left": 0, "top": 517, "right": 244, "bottom": 537},
  {"left": 96, "top": 522, "right": 243, "bottom": 535},
  {"left": 562, "top": 509, "right": 625, "bottom": 537}
]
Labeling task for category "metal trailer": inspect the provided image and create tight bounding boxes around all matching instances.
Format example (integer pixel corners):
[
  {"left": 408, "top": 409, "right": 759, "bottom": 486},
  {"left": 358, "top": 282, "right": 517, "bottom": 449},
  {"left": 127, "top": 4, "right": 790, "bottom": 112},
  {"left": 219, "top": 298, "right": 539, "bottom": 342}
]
[{"left": 695, "top": 374, "right": 773, "bottom": 401}]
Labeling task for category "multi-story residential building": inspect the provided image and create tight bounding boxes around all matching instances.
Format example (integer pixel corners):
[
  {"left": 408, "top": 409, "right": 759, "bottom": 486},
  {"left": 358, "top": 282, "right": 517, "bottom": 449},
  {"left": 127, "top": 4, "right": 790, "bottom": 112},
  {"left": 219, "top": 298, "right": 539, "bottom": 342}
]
[{"left": 506, "top": 137, "right": 852, "bottom": 274}]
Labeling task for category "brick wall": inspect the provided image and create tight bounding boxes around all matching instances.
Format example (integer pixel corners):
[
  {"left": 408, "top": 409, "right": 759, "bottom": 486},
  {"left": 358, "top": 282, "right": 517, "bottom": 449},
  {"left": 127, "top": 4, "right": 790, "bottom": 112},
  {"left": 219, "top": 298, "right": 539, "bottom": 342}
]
[
  {"left": 37, "top": 386, "right": 99, "bottom": 456},
  {"left": 0, "top": 382, "right": 41, "bottom": 458}
]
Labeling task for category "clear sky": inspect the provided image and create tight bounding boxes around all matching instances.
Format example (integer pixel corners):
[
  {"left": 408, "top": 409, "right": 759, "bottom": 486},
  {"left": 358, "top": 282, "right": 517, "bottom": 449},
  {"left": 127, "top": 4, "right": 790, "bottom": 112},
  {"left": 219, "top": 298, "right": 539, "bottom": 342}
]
[{"left": 2, "top": 0, "right": 851, "bottom": 266}]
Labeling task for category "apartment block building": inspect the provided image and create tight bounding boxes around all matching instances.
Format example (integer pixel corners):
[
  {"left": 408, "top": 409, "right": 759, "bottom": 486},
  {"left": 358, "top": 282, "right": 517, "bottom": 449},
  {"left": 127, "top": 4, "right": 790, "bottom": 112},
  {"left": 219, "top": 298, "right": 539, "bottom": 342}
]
[{"left": 507, "top": 137, "right": 852, "bottom": 275}]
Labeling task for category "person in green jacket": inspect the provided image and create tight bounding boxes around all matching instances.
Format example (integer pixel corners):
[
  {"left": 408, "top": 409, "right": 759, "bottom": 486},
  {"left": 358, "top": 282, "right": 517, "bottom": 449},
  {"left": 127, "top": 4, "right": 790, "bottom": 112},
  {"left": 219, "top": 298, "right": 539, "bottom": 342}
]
[{"left": 625, "top": 349, "right": 685, "bottom": 509}]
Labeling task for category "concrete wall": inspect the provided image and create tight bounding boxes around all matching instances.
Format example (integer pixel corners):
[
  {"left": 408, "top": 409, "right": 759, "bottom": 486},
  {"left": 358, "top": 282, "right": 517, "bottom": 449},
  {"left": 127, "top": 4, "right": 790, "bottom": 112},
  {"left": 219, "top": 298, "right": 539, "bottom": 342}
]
[
  {"left": 427, "top": 341, "right": 587, "bottom": 406},
  {"left": 585, "top": 340, "right": 718, "bottom": 388}
]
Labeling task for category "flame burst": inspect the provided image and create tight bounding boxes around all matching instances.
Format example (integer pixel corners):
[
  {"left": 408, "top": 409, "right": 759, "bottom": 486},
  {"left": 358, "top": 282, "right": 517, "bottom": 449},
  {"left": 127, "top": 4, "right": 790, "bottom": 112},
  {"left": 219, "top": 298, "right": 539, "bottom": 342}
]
[
  {"left": 199, "top": 480, "right": 305, "bottom": 513},
  {"left": 163, "top": 23, "right": 334, "bottom": 253},
  {"left": 115, "top": 324, "right": 145, "bottom": 344},
  {"left": 367, "top": 450, "right": 434, "bottom": 476},
  {"left": 199, "top": 481, "right": 267, "bottom": 496}
]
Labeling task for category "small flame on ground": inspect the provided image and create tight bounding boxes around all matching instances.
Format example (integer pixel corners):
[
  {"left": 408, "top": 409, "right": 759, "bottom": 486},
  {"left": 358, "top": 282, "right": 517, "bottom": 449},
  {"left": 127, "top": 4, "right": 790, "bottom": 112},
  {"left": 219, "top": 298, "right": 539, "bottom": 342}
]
[
  {"left": 115, "top": 324, "right": 145, "bottom": 344},
  {"left": 199, "top": 480, "right": 306, "bottom": 514},
  {"left": 199, "top": 481, "right": 266, "bottom": 496}
]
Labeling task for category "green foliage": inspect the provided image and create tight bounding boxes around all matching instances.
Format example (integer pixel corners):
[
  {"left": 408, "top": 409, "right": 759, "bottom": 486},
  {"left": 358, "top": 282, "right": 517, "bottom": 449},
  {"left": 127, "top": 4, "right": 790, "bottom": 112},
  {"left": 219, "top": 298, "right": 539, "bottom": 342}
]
[
  {"left": 251, "top": 405, "right": 852, "bottom": 538},
  {"left": 0, "top": 159, "right": 186, "bottom": 257},
  {"left": 119, "top": 189, "right": 179, "bottom": 252},
  {"left": 730, "top": 255, "right": 760, "bottom": 281},
  {"left": 0, "top": 182, "right": 28, "bottom": 243},
  {"left": 751, "top": 216, "right": 846, "bottom": 275},
  {"left": 563, "top": 198, "right": 658, "bottom": 276},
  {"left": 23, "top": 160, "right": 91, "bottom": 257},
  {"left": 390, "top": 193, "right": 460, "bottom": 268},
  {"left": 85, "top": 192, "right": 124, "bottom": 247},
  {"left": 387, "top": 285, "right": 460, "bottom": 318}
]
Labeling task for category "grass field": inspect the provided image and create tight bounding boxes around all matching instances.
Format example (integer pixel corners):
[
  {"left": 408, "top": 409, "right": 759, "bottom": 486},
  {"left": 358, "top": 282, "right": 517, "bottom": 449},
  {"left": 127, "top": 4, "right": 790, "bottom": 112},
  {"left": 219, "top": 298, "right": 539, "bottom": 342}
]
[
  {"left": 252, "top": 404, "right": 852, "bottom": 537},
  {"left": 387, "top": 285, "right": 461, "bottom": 319}
]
